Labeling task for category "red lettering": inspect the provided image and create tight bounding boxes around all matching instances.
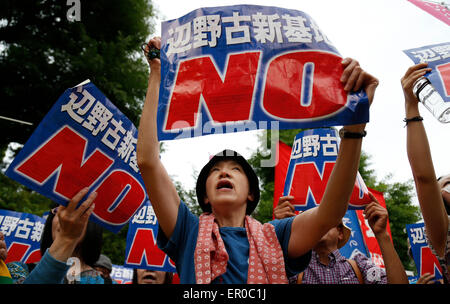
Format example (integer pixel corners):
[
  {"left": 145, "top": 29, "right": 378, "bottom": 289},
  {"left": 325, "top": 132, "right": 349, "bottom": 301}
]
[
  {"left": 5, "top": 242, "right": 30, "bottom": 263},
  {"left": 437, "top": 62, "right": 450, "bottom": 96},
  {"left": 126, "top": 228, "right": 166, "bottom": 267},
  {"left": 348, "top": 174, "right": 370, "bottom": 207},
  {"left": 420, "top": 246, "right": 443, "bottom": 277},
  {"left": 288, "top": 162, "right": 335, "bottom": 206},
  {"left": 15, "top": 126, "right": 114, "bottom": 200},
  {"left": 164, "top": 52, "right": 261, "bottom": 131},
  {"left": 263, "top": 51, "right": 347, "bottom": 120},
  {"left": 288, "top": 162, "right": 369, "bottom": 207},
  {"left": 93, "top": 170, "right": 146, "bottom": 226},
  {"left": 25, "top": 249, "right": 42, "bottom": 264}
]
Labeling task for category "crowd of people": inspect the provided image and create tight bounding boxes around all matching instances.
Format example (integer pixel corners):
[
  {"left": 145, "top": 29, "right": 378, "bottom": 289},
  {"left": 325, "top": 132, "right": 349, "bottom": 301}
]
[{"left": 0, "top": 36, "right": 448, "bottom": 285}]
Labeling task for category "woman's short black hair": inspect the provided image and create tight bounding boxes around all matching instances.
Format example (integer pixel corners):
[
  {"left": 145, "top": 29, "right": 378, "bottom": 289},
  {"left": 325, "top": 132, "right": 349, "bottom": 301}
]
[{"left": 40, "top": 205, "right": 103, "bottom": 266}]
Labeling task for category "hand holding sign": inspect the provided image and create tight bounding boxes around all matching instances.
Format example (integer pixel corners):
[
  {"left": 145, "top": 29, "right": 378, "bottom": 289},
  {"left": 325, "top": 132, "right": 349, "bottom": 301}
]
[
  {"left": 49, "top": 188, "right": 97, "bottom": 263},
  {"left": 341, "top": 58, "right": 379, "bottom": 106},
  {"left": 157, "top": 5, "right": 372, "bottom": 141},
  {"left": 143, "top": 37, "right": 162, "bottom": 68},
  {"left": 340, "top": 58, "right": 378, "bottom": 135},
  {"left": 273, "top": 196, "right": 297, "bottom": 219},
  {"left": 416, "top": 272, "right": 436, "bottom": 284},
  {"left": 363, "top": 193, "right": 388, "bottom": 237}
]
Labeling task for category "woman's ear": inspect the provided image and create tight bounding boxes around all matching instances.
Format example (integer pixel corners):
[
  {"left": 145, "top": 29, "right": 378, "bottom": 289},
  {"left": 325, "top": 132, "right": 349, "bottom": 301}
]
[{"left": 247, "top": 192, "right": 254, "bottom": 203}]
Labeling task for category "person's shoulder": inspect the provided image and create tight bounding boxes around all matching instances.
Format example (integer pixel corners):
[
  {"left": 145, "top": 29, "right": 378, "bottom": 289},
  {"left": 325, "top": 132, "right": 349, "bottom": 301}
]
[{"left": 268, "top": 216, "right": 295, "bottom": 226}]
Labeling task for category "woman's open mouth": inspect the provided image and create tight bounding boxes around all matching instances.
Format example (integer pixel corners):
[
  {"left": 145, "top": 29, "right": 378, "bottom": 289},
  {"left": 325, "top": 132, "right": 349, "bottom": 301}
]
[{"left": 216, "top": 179, "right": 233, "bottom": 191}]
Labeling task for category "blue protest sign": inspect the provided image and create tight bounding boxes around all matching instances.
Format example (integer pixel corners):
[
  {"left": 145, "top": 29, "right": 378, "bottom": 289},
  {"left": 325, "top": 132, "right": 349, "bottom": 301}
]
[
  {"left": 339, "top": 210, "right": 369, "bottom": 259},
  {"left": 157, "top": 5, "right": 369, "bottom": 141},
  {"left": 403, "top": 42, "right": 450, "bottom": 103},
  {"left": 124, "top": 200, "right": 176, "bottom": 273},
  {"left": 282, "top": 128, "right": 371, "bottom": 211},
  {"left": 406, "top": 222, "right": 443, "bottom": 282},
  {"left": 0, "top": 209, "right": 45, "bottom": 264},
  {"left": 111, "top": 264, "right": 134, "bottom": 284},
  {"left": 5, "top": 80, "right": 147, "bottom": 233}
]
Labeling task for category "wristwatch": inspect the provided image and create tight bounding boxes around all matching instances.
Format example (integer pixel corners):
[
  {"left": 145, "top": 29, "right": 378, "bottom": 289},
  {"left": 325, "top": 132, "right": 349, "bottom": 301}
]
[{"left": 339, "top": 128, "right": 367, "bottom": 139}]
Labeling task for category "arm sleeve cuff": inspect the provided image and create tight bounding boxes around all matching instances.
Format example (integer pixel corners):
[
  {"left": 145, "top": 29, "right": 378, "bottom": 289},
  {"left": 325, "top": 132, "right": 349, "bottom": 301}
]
[{"left": 23, "top": 249, "right": 70, "bottom": 284}]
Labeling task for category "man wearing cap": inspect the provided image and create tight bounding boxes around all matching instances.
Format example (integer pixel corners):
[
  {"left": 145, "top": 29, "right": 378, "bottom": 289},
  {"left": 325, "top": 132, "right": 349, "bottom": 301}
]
[
  {"left": 136, "top": 37, "right": 379, "bottom": 284},
  {"left": 275, "top": 193, "right": 408, "bottom": 284},
  {"left": 93, "top": 254, "right": 115, "bottom": 284}
]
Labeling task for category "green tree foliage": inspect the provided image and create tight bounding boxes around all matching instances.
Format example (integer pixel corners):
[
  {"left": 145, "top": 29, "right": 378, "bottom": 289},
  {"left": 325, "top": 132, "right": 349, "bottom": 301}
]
[
  {"left": 249, "top": 129, "right": 421, "bottom": 271},
  {"left": 0, "top": 0, "right": 155, "bottom": 152},
  {"left": 0, "top": 146, "right": 54, "bottom": 217},
  {"left": 0, "top": 0, "right": 157, "bottom": 265},
  {"left": 175, "top": 180, "right": 202, "bottom": 217}
]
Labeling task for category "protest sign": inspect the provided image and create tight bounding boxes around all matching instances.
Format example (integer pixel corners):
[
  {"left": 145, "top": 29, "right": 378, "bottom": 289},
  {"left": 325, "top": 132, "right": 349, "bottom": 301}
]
[
  {"left": 339, "top": 210, "right": 369, "bottom": 259},
  {"left": 407, "top": 0, "right": 450, "bottom": 26},
  {"left": 274, "top": 140, "right": 392, "bottom": 265},
  {"left": 355, "top": 188, "right": 392, "bottom": 269},
  {"left": 282, "top": 128, "right": 371, "bottom": 211},
  {"left": 111, "top": 264, "right": 133, "bottom": 284},
  {"left": 5, "top": 80, "right": 147, "bottom": 233},
  {"left": 273, "top": 140, "right": 294, "bottom": 217},
  {"left": 406, "top": 222, "right": 443, "bottom": 281},
  {"left": 157, "top": 5, "right": 370, "bottom": 141},
  {"left": 124, "top": 200, "right": 176, "bottom": 273},
  {"left": 403, "top": 41, "right": 450, "bottom": 103},
  {"left": 0, "top": 209, "right": 45, "bottom": 264}
]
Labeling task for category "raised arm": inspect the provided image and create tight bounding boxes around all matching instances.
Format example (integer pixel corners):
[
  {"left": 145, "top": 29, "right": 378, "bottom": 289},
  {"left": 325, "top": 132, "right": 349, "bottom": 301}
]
[
  {"left": 136, "top": 37, "right": 180, "bottom": 239},
  {"left": 24, "top": 188, "right": 96, "bottom": 284},
  {"left": 364, "top": 193, "right": 408, "bottom": 284},
  {"left": 401, "top": 63, "right": 448, "bottom": 257},
  {"left": 288, "top": 58, "right": 379, "bottom": 258}
]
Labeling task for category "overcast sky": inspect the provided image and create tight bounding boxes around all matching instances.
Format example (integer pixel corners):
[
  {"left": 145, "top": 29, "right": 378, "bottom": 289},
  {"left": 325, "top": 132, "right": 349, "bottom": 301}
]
[{"left": 150, "top": 0, "right": 450, "bottom": 192}]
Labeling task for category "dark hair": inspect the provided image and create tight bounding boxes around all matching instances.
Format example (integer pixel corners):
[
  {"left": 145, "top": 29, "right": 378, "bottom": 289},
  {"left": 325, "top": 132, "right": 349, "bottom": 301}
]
[
  {"left": 195, "top": 150, "right": 260, "bottom": 215},
  {"left": 132, "top": 268, "right": 173, "bottom": 284},
  {"left": 40, "top": 207, "right": 103, "bottom": 266}
]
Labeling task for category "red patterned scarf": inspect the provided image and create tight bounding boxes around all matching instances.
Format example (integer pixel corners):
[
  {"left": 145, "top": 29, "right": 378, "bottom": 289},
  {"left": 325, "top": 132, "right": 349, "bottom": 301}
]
[{"left": 194, "top": 213, "right": 288, "bottom": 284}]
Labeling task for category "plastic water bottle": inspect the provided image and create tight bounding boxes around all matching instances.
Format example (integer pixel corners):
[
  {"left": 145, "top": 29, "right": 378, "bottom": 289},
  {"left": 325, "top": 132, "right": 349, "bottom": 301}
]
[{"left": 413, "top": 77, "right": 450, "bottom": 123}]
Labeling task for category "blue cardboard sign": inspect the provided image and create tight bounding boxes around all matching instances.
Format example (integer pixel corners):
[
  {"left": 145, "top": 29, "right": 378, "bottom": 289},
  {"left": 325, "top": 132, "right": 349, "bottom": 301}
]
[
  {"left": 5, "top": 80, "right": 147, "bottom": 233},
  {"left": 403, "top": 42, "right": 450, "bottom": 103},
  {"left": 111, "top": 264, "right": 134, "bottom": 284},
  {"left": 283, "top": 128, "right": 371, "bottom": 211},
  {"left": 406, "top": 222, "right": 443, "bottom": 282},
  {"left": 339, "top": 210, "right": 370, "bottom": 259},
  {"left": 124, "top": 200, "right": 176, "bottom": 273},
  {"left": 0, "top": 209, "right": 46, "bottom": 264},
  {"left": 157, "top": 5, "right": 369, "bottom": 141}
]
